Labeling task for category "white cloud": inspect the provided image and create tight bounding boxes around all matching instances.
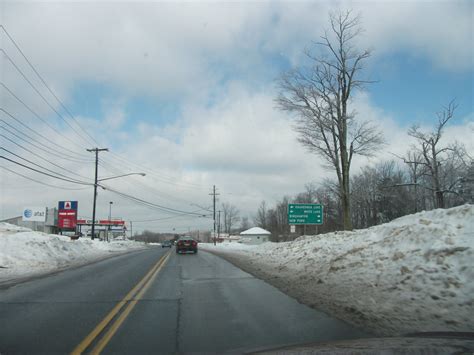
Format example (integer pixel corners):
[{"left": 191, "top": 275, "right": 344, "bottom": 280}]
[
  {"left": 103, "top": 104, "right": 126, "bottom": 130},
  {"left": 1, "top": 1, "right": 472, "bottom": 232},
  {"left": 2, "top": 1, "right": 471, "bottom": 104}
]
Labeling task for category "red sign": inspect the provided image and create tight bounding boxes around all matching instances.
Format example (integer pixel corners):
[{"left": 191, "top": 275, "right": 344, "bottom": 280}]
[
  {"left": 76, "top": 219, "right": 124, "bottom": 226},
  {"left": 58, "top": 209, "right": 78, "bottom": 229},
  {"left": 99, "top": 220, "right": 125, "bottom": 226}
]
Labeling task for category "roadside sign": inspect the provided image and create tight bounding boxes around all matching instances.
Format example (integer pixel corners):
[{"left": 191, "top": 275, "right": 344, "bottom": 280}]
[
  {"left": 22, "top": 207, "right": 46, "bottom": 222},
  {"left": 58, "top": 201, "right": 78, "bottom": 210},
  {"left": 290, "top": 225, "right": 296, "bottom": 233},
  {"left": 58, "top": 201, "right": 78, "bottom": 230},
  {"left": 288, "top": 203, "right": 323, "bottom": 225},
  {"left": 99, "top": 220, "right": 125, "bottom": 226},
  {"left": 76, "top": 219, "right": 125, "bottom": 226},
  {"left": 58, "top": 210, "right": 78, "bottom": 229}
]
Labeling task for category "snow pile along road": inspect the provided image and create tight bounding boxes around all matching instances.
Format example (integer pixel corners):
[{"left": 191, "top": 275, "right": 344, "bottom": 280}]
[
  {"left": 0, "top": 223, "right": 150, "bottom": 284},
  {"left": 201, "top": 205, "right": 473, "bottom": 336}
]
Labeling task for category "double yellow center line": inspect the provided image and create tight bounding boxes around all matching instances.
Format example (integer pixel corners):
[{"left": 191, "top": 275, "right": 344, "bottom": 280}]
[{"left": 71, "top": 251, "right": 171, "bottom": 355}]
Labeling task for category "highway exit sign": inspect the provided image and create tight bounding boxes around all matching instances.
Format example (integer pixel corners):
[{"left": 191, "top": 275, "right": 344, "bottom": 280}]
[{"left": 288, "top": 203, "right": 323, "bottom": 225}]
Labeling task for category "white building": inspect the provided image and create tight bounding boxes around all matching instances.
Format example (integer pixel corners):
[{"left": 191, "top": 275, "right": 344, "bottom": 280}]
[{"left": 239, "top": 227, "right": 271, "bottom": 245}]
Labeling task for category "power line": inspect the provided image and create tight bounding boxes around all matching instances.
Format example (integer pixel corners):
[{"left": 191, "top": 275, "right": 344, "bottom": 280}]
[
  {"left": 0, "top": 82, "right": 92, "bottom": 157},
  {"left": 100, "top": 184, "right": 210, "bottom": 217},
  {"left": 1, "top": 48, "right": 96, "bottom": 147},
  {"left": 1, "top": 147, "right": 92, "bottom": 183},
  {"left": 105, "top": 152, "right": 208, "bottom": 190},
  {"left": 1, "top": 133, "right": 92, "bottom": 181},
  {"left": 1, "top": 165, "right": 90, "bottom": 190},
  {"left": 131, "top": 208, "right": 213, "bottom": 223},
  {"left": 0, "top": 156, "right": 93, "bottom": 185},
  {"left": 98, "top": 158, "right": 201, "bottom": 206},
  {"left": 0, "top": 113, "right": 92, "bottom": 163},
  {"left": 1, "top": 25, "right": 99, "bottom": 146}
]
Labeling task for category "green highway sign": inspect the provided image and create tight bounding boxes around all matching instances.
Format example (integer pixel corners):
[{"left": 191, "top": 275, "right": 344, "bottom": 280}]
[{"left": 288, "top": 203, "right": 323, "bottom": 225}]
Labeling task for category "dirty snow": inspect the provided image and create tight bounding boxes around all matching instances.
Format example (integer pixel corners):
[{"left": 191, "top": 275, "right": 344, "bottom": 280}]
[
  {"left": 201, "top": 205, "right": 473, "bottom": 336},
  {"left": 0, "top": 223, "right": 150, "bottom": 284}
]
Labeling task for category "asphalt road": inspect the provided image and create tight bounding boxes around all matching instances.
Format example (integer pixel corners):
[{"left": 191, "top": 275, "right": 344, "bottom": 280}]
[{"left": 0, "top": 247, "right": 370, "bottom": 354}]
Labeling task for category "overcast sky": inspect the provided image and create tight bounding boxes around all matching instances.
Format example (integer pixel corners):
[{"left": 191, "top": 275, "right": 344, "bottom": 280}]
[{"left": 1, "top": 0, "right": 473, "bottom": 234}]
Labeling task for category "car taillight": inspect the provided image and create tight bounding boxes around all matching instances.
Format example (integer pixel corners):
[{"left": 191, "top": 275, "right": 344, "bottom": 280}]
[{"left": 192, "top": 241, "right": 197, "bottom": 246}]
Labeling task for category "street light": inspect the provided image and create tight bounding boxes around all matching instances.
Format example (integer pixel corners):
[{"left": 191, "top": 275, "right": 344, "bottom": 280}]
[
  {"left": 98, "top": 172, "right": 146, "bottom": 182},
  {"left": 108, "top": 201, "right": 113, "bottom": 242},
  {"left": 90, "top": 172, "right": 145, "bottom": 241},
  {"left": 109, "top": 201, "right": 113, "bottom": 221}
]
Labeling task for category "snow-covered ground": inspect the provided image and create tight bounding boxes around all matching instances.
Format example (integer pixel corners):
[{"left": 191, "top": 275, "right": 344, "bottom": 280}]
[
  {"left": 0, "top": 223, "right": 151, "bottom": 284},
  {"left": 201, "top": 205, "right": 473, "bottom": 336}
]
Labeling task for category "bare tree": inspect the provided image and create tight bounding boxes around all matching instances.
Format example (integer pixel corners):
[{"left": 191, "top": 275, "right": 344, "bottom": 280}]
[
  {"left": 240, "top": 216, "right": 250, "bottom": 231},
  {"left": 276, "top": 11, "right": 383, "bottom": 230},
  {"left": 221, "top": 202, "right": 240, "bottom": 234},
  {"left": 254, "top": 200, "right": 268, "bottom": 229},
  {"left": 407, "top": 101, "right": 463, "bottom": 208}
]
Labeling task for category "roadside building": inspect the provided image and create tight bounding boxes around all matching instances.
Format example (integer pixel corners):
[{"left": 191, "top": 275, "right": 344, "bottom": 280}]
[
  {"left": 218, "top": 234, "right": 242, "bottom": 243},
  {"left": 1, "top": 207, "right": 57, "bottom": 234},
  {"left": 239, "top": 227, "right": 271, "bottom": 245}
]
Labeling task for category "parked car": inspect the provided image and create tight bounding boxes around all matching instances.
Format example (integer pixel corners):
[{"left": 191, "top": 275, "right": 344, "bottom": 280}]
[
  {"left": 176, "top": 236, "right": 198, "bottom": 254},
  {"left": 161, "top": 240, "right": 173, "bottom": 248}
]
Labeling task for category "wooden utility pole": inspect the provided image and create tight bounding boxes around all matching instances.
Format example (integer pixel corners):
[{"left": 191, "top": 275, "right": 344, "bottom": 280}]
[
  {"left": 209, "top": 185, "right": 219, "bottom": 245},
  {"left": 87, "top": 148, "right": 108, "bottom": 240}
]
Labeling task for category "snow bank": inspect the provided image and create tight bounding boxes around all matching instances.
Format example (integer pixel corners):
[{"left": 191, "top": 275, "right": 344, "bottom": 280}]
[
  {"left": 201, "top": 205, "right": 473, "bottom": 336},
  {"left": 0, "top": 223, "right": 150, "bottom": 283}
]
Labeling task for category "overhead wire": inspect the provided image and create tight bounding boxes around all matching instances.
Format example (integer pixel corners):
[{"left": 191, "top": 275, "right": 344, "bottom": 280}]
[
  {"left": 0, "top": 82, "right": 93, "bottom": 158},
  {"left": 1, "top": 156, "right": 93, "bottom": 185},
  {"left": 99, "top": 184, "right": 210, "bottom": 217},
  {"left": 104, "top": 152, "right": 208, "bottom": 190},
  {"left": 1, "top": 131, "right": 93, "bottom": 180},
  {"left": 1, "top": 147, "right": 92, "bottom": 183},
  {"left": 0, "top": 114, "right": 92, "bottom": 163},
  {"left": 1, "top": 165, "right": 90, "bottom": 190},
  {"left": 0, "top": 25, "right": 99, "bottom": 145},
  {"left": 0, "top": 48, "right": 96, "bottom": 147},
  {"left": 98, "top": 158, "right": 201, "bottom": 206},
  {"left": 0, "top": 25, "right": 99, "bottom": 146}
]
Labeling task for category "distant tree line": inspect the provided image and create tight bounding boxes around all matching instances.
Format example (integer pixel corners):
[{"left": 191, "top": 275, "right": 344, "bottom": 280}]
[{"left": 254, "top": 154, "right": 473, "bottom": 242}]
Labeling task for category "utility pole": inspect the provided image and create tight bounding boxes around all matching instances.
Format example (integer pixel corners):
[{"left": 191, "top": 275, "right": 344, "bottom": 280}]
[
  {"left": 87, "top": 148, "right": 108, "bottom": 240},
  {"left": 130, "top": 221, "right": 133, "bottom": 239},
  {"left": 209, "top": 185, "right": 219, "bottom": 245},
  {"left": 217, "top": 210, "right": 221, "bottom": 243}
]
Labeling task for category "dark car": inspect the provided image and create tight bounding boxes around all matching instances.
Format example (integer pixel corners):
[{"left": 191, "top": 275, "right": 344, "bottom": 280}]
[
  {"left": 176, "top": 237, "right": 198, "bottom": 254},
  {"left": 161, "top": 240, "right": 173, "bottom": 248}
]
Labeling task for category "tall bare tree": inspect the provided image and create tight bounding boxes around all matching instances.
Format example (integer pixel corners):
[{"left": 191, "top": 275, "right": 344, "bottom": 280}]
[
  {"left": 408, "top": 100, "right": 462, "bottom": 208},
  {"left": 276, "top": 11, "right": 383, "bottom": 230},
  {"left": 221, "top": 202, "right": 240, "bottom": 234},
  {"left": 254, "top": 200, "right": 268, "bottom": 229}
]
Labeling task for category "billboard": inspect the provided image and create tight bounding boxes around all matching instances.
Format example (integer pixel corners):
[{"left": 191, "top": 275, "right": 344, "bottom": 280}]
[
  {"left": 58, "top": 201, "right": 78, "bottom": 230},
  {"left": 22, "top": 207, "right": 46, "bottom": 222}
]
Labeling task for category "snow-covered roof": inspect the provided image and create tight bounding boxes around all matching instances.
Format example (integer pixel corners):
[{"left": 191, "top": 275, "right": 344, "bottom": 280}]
[{"left": 240, "top": 227, "right": 271, "bottom": 235}]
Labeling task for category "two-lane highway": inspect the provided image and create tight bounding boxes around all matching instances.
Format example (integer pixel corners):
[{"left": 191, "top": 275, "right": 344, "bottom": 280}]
[{"left": 0, "top": 247, "right": 369, "bottom": 353}]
